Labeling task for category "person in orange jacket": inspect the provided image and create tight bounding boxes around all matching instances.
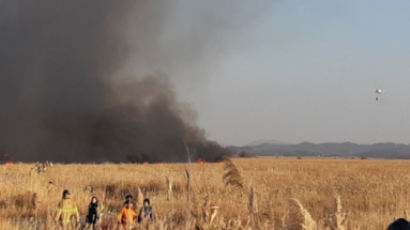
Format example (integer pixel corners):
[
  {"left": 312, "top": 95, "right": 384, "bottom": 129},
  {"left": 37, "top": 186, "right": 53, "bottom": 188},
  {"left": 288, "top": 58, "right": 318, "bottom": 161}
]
[{"left": 118, "top": 200, "right": 138, "bottom": 229}]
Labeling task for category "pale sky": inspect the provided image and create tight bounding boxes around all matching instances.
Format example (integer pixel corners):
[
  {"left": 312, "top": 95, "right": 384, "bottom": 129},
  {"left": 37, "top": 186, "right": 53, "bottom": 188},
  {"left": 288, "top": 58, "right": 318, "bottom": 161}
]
[{"left": 129, "top": 0, "right": 410, "bottom": 146}]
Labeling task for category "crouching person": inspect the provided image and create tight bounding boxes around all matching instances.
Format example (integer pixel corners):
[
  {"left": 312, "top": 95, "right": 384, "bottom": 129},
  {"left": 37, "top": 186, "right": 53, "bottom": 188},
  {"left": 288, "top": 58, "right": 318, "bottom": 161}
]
[
  {"left": 55, "top": 189, "right": 80, "bottom": 230},
  {"left": 118, "top": 200, "right": 138, "bottom": 229},
  {"left": 388, "top": 218, "right": 410, "bottom": 230}
]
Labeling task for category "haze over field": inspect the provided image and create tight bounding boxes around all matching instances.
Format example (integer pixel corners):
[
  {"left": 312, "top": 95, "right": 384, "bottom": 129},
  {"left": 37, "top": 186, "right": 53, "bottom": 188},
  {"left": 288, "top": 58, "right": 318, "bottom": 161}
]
[{"left": 235, "top": 141, "right": 410, "bottom": 159}]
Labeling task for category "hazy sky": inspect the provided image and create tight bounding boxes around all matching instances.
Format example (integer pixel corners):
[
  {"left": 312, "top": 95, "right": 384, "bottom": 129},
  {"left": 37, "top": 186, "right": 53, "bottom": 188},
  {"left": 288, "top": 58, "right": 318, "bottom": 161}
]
[{"left": 130, "top": 0, "right": 410, "bottom": 146}]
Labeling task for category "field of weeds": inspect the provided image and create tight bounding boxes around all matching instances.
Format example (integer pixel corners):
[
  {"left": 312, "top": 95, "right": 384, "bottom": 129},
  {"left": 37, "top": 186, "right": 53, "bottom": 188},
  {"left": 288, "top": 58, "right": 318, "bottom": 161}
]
[{"left": 0, "top": 157, "right": 409, "bottom": 230}]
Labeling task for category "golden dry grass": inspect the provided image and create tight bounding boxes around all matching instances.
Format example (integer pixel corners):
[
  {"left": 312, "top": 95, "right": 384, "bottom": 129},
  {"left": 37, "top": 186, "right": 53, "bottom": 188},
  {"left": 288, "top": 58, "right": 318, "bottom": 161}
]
[{"left": 0, "top": 157, "right": 409, "bottom": 229}]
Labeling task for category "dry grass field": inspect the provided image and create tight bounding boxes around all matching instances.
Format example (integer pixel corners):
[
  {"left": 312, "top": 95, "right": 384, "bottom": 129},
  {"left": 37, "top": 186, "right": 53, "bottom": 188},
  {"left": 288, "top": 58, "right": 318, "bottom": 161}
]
[{"left": 1, "top": 157, "right": 409, "bottom": 230}]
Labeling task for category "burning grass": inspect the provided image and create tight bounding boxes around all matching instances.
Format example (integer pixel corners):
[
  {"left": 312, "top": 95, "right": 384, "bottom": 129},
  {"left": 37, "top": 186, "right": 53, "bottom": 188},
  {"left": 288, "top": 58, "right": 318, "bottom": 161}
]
[{"left": 0, "top": 157, "right": 409, "bottom": 229}]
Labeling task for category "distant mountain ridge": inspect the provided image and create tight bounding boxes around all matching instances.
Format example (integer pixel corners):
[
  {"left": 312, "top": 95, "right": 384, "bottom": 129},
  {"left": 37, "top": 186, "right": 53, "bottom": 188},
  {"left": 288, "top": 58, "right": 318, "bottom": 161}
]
[
  {"left": 232, "top": 142, "right": 410, "bottom": 159},
  {"left": 247, "top": 139, "right": 289, "bottom": 146}
]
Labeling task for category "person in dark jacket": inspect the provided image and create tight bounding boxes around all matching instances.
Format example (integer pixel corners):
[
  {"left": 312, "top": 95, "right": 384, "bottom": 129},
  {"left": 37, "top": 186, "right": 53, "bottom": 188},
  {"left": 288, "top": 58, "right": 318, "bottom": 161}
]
[
  {"left": 388, "top": 218, "right": 410, "bottom": 230},
  {"left": 85, "top": 196, "right": 99, "bottom": 230},
  {"left": 138, "top": 198, "right": 153, "bottom": 223}
]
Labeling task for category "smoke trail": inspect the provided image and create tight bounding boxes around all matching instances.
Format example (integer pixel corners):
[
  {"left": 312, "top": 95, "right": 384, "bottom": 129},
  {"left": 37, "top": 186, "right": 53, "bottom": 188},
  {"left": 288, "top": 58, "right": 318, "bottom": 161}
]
[{"left": 0, "top": 0, "right": 268, "bottom": 162}]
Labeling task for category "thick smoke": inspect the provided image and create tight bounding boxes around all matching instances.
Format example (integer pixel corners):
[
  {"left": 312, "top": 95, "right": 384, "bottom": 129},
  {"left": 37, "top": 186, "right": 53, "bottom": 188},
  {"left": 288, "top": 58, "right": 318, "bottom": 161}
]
[{"left": 0, "top": 1, "right": 268, "bottom": 162}]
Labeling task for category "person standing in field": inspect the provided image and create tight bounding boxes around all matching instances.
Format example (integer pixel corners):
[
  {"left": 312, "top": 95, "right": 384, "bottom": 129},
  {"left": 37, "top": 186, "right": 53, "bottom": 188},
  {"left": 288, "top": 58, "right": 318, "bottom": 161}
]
[
  {"left": 117, "top": 200, "right": 138, "bottom": 229},
  {"left": 85, "top": 196, "right": 99, "bottom": 230},
  {"left": 138, "top": 198, "right": 153, "bottom": 223},
  {"left": 55, "top": 189, "right": 80, "bottom": 230}
]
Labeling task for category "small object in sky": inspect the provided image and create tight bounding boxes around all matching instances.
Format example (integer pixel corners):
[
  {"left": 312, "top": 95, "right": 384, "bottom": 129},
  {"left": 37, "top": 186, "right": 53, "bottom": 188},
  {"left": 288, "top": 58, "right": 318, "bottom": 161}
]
[{"left": 375, "top": 88, "right": 383, "bottom": 102}]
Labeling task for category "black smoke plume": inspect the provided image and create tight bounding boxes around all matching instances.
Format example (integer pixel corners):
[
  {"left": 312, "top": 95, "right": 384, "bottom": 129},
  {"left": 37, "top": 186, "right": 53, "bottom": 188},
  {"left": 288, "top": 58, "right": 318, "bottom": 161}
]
[{"left": 0, "top": 0, "right": 239, "bottom": 162}]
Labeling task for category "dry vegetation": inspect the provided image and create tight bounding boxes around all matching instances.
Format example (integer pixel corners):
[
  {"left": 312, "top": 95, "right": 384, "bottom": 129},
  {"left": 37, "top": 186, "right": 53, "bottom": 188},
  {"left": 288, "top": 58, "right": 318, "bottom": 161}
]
[{"left": 0, "top": 157, "right": 409, "bottom": 230}]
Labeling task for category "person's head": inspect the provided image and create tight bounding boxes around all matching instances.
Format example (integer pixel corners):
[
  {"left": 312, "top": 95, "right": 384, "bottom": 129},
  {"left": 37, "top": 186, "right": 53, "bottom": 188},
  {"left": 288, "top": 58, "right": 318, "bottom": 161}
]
[
  {"left": 125, "top": 194, "right": 133, "bottom": 201},
  {"left": 388, "top": 218, "right": 410, "bottom": 230},
  {"left": 143, "top": 198, "right": 150, "bottom": 207},
  {"left": 90, "top": 196, "right": 98, "bottom": 204},
  {"left": 62, "top": 189, "right": 70, "bottom": 199}
]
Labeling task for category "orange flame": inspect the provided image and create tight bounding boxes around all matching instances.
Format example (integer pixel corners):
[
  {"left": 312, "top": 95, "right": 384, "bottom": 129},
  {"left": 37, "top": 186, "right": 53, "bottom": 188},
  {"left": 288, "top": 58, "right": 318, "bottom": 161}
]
[
  {"left": 4, "top": 162, "right": 14, "bottom": 166},
  {"left": 197, "top": 158, "right": 204, "bottom": 164},
  {"left": 143, "top": 162, "right": 149, "bottom": 165}
]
